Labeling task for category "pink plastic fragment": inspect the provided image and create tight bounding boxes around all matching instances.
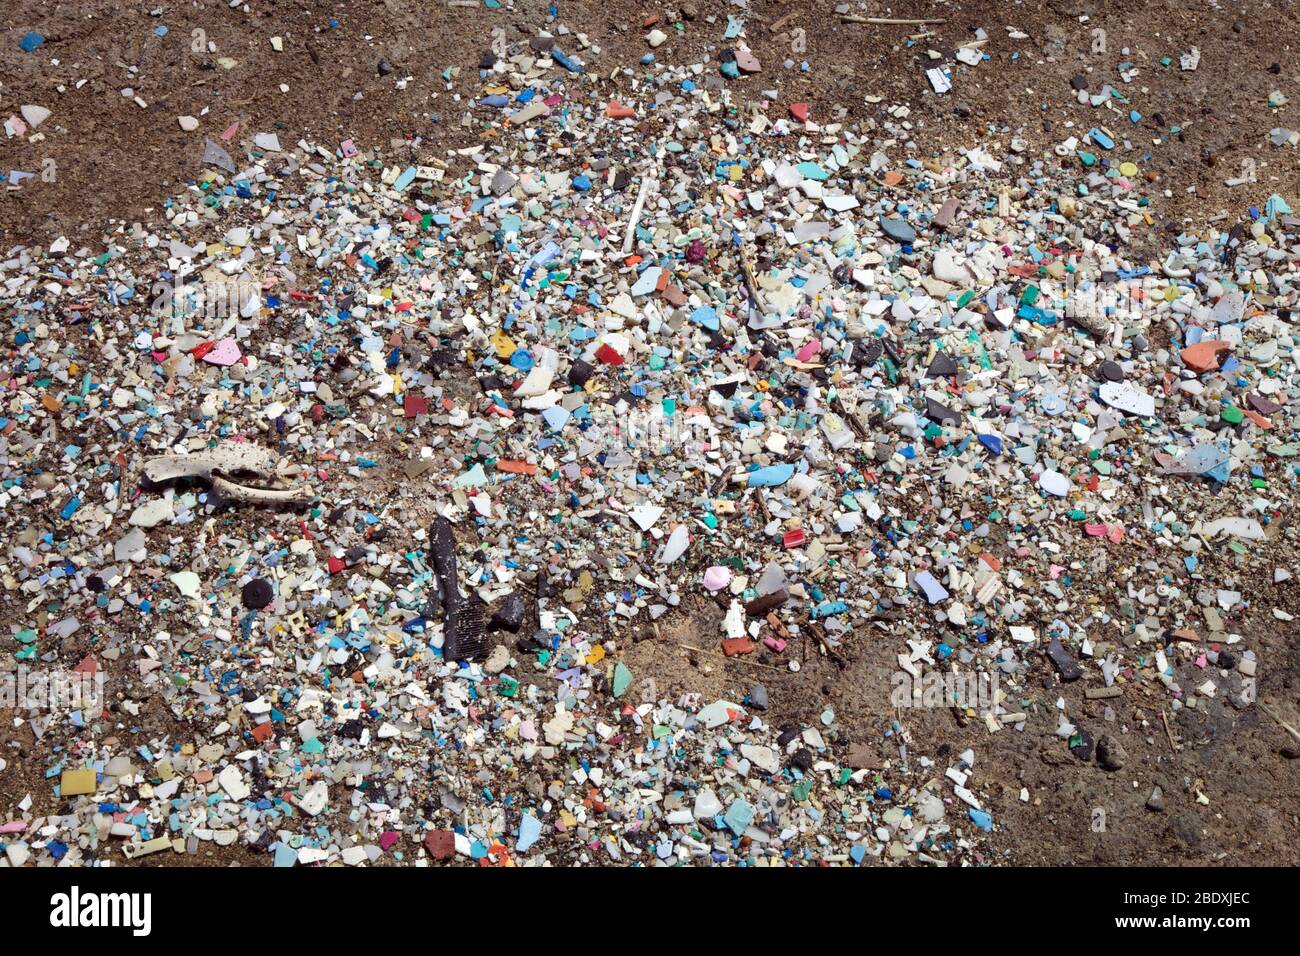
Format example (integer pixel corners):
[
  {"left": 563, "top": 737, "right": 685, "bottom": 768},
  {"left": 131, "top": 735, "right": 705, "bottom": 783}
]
[
  {"left": 702, "top": 565, "right": 732, "bottom": 592},
  {"left": 203, "top": 337, "right": 242, "bottom": 366},
  {"left": 796, "top": 340, "right": 821, "bottom": 363}
]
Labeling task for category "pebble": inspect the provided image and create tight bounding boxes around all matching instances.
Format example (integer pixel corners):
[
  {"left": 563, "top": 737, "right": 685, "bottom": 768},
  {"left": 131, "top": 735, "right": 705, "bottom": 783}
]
[{"left": 1096, "top": 735, "right": 1127, "bottom": 771}]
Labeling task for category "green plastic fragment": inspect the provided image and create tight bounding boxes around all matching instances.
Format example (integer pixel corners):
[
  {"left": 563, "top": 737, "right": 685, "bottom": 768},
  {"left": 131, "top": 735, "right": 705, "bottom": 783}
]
[{"left": 612, "top": 661, "right": 633, "bottom": 698}]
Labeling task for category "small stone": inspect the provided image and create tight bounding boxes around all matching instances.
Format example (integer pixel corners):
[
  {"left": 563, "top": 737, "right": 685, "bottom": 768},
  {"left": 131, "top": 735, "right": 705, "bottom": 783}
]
[
  {"left": 485, "top": 644, "right": 511, "bottom": 674},
  {"left": 489, "top": 592, "right": 526, "bottom": 632},
  {"left": 1096, "top": 734, "right": 1127, "bottom": 771},
  {"left": 1047, "top": 636, "right": 1083, "bottom": 681}
]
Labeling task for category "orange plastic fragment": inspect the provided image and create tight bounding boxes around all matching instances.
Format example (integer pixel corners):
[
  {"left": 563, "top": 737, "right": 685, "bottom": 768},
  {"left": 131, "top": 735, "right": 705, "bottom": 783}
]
[
  {"left": 496, "top": 460, "right": 538, "bottom": 475},
  {"left": 1244, "top": 409, "right": 1272, "bottom": 429},
  {"left": 721, "top": 638, "right": 756, "bottom": 657},
  {"left": 1180, "top": 340, "right": 1230, "bottom": 373}
]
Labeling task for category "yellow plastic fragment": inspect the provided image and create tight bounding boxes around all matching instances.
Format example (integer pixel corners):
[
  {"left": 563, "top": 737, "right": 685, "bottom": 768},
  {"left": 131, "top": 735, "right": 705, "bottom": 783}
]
[
  {"left": 491, "top": 330, "right": 517, "bottom": 359},
  {"left": 60, "top": 768, "right": 97, "bottom": 795}
]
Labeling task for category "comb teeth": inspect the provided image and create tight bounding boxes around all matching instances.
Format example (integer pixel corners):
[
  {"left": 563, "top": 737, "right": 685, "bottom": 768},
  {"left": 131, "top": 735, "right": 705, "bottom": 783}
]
[{"left": 443, "top": 598, "right": 487, "bottom": 661}]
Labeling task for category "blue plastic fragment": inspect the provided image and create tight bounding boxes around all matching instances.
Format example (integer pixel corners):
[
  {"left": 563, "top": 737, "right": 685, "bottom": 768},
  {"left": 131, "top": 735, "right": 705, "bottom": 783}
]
[
  {"left": 747, "top": 463, "right": 795, "bottom": 487},
  {"left": 393, "top": 166, "right": 417, "bottom": 191},
  {"left": 811, "top": 600, "right": 848, "bottom": 618},
  {"left": 517, "top": 813, "right": 543, "bottom": 852},
  {"left": 551, "top": 49, "right": 583, "bottom": 73},
  {"left": 690, "top": 305, "right": 719, "bottom": 331}
]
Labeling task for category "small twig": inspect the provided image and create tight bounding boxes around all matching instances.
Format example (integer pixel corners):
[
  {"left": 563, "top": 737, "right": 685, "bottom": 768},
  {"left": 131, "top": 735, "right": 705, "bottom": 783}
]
[
  {"left": 804, "top": 619, "right": 847, "bottom": 669},
  {"left": 841, "top": 15, "right": 947, "bottom": 25},
  {"left": 680, "top": 644, "right": 780, "bottom": 670},
  {"left": 1259, "top": 702, "right": 1300, "bottom": 746},
  {"left": 1160, "top": 709, "right": 1179, "bottom": 751},
  {"left": 769, "top": 11, "right": 802, "bottom": 32}
]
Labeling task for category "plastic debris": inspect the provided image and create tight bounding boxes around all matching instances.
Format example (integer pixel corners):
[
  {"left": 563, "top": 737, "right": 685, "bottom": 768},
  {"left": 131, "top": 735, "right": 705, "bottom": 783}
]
[{"left": 0, "top": 10, "right": 1295, "bottom": 874}]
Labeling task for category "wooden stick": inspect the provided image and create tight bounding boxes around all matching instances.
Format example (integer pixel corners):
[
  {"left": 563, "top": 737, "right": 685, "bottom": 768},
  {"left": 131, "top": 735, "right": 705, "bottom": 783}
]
[
  {"left": 1160, "top": 709, "right": 1179, "bottom": 751},
  {"left": 1259, "top": 701, "right": 1300, "bottom": 746},
  {"left": 841, "top": 15, "right": 947, "bottom": 25},
  {"left": 805, "top": 619, "right": 847, "bottom": 668},
  {"left": 770, "top": 12, "right": 802, "bottom": 32},
  {"left": 680, "top": 644, "right": 780, "bottom": 670}
]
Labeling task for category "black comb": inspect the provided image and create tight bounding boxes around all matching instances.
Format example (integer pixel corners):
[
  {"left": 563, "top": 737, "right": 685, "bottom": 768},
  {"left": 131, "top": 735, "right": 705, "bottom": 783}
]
[{"left": 430, "top": 517, "right": 486, "bottom": 661}]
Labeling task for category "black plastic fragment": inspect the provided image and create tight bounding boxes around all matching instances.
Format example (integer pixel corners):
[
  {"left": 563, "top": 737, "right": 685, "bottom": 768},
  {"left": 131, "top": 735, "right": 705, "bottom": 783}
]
[
  {"left": 430, "top": 516, "right": 487, "bottom": 661},
  {"left": 490, "top": 592, "right": 527, "bottom": 633}
]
